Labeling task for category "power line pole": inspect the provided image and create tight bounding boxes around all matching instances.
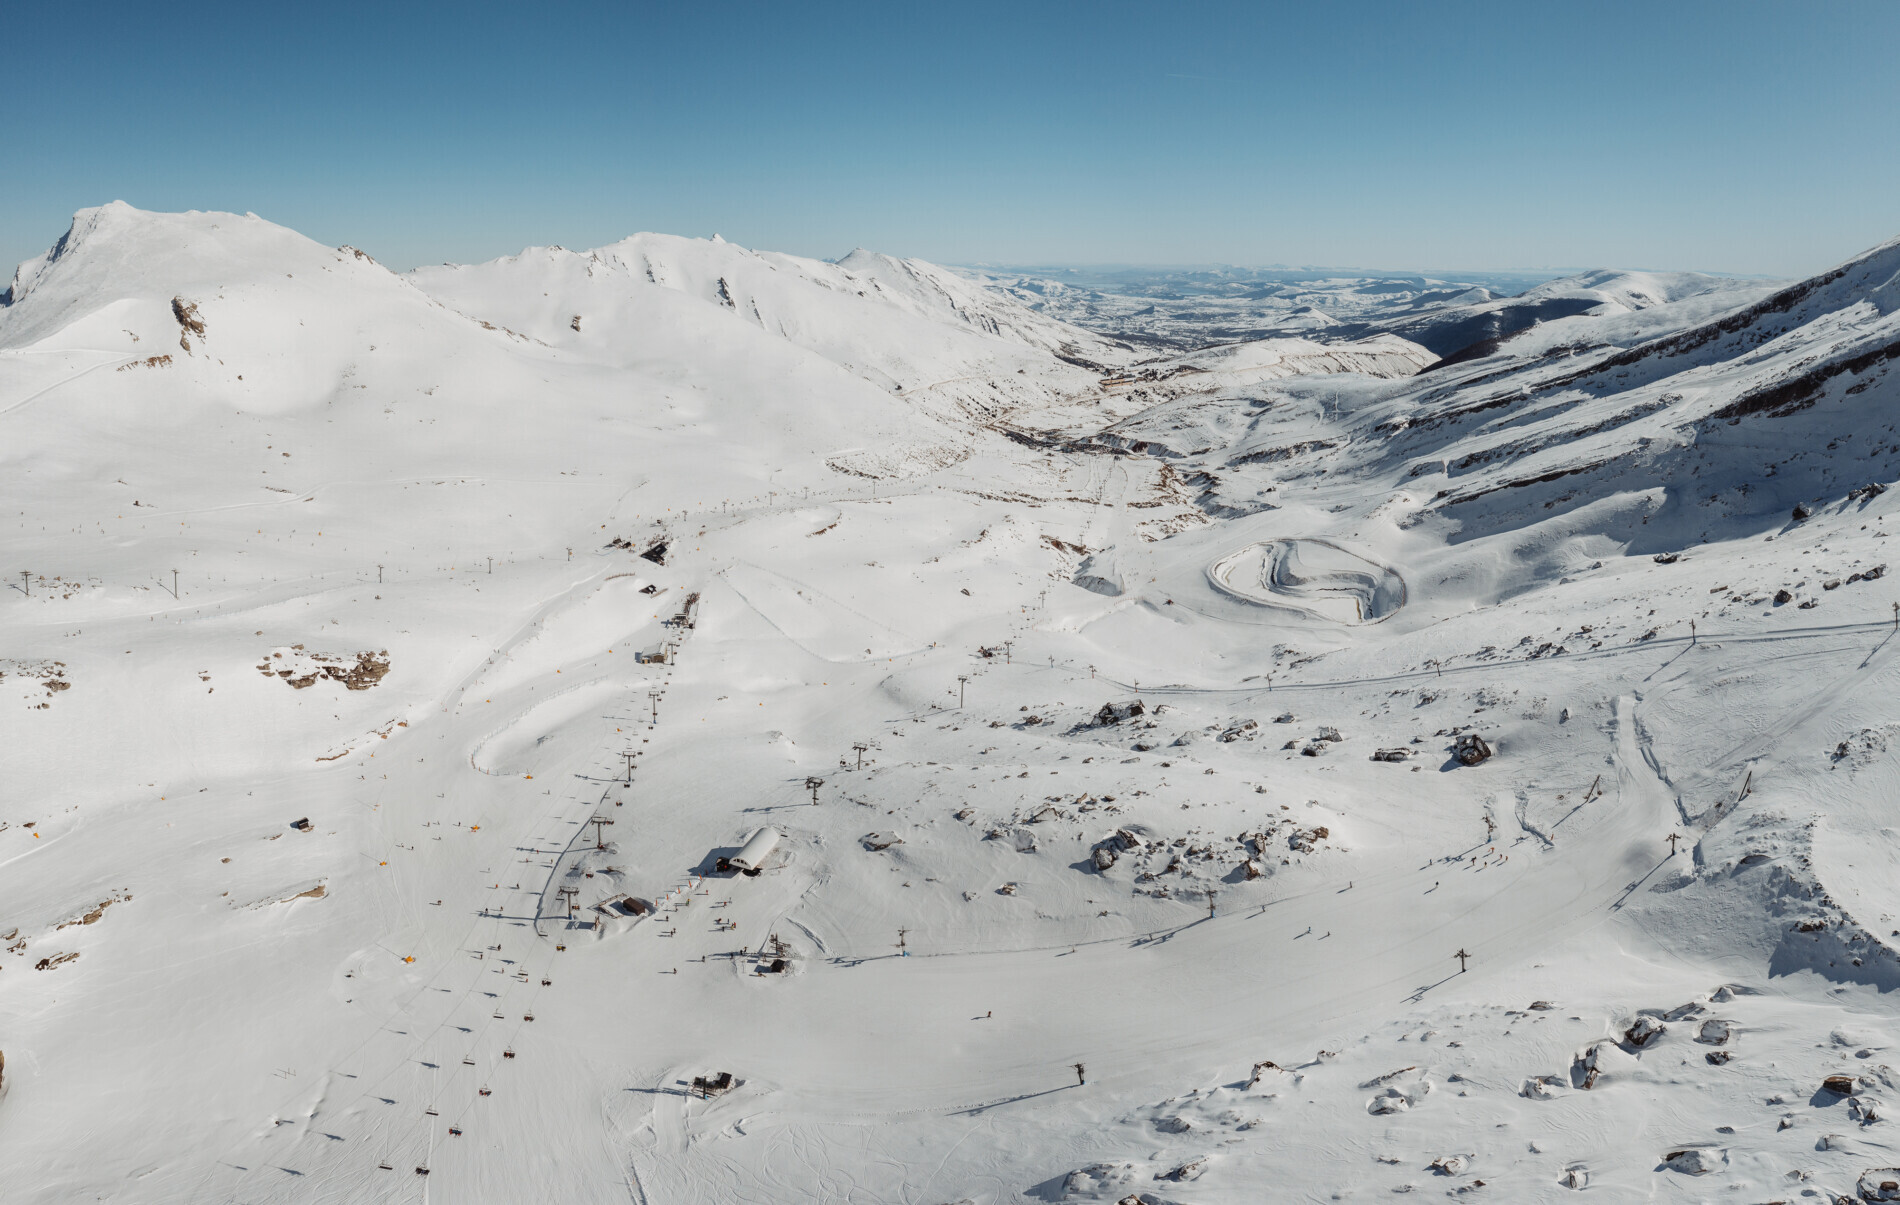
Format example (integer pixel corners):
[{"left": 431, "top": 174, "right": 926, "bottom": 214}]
[
  {"left": 896, "top": 927, "right": 908, "bottom": 956},
  {"left": 1206, "top": 890, "right": 1217, "bottom": 919},
  {"left": 957, "top": 675, "right": 969, "bottom": 707},
  {"left": 1667, "top": 831, "right": 1681, "bottom": 856},
  {"left": 19, "top": 570, "right": 28, "bottom": 597},
  {"left": 1454, "top": 948, "right": 1470, "bottom": 973}
]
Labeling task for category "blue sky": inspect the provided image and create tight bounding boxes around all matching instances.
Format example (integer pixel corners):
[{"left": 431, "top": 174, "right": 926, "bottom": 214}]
[{"left": 3, "top": 1, "right": 1897, "bottom": 278}]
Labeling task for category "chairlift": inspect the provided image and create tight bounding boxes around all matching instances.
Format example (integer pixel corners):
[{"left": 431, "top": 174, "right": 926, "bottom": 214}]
[
  {"left": 462, "top": 1057, "right": 475, "bottom": 1066},
  {"left": 415, "top": 1166, "right": 430, "bottom": 1176},
  {"left": 378, "top": 1162, "right": 393, "bottom": 1171},
  {"left": 541, "top": 978, "right": 551, "bottom": 986},
  {"left": 479, "top": 1086, "right": 492, "bottom": 1096},
  {"left": 425, "top": 1108, "right": 438, "bottom": 1116},
  {"left": 523, "top": 1012, "right": 535, "bottom": 1022},
  {"left": 449, "top": 1126, "right": 463, "bottom": 1137},
  {"left": 493, "top": 1009, "right": 504, "bottom": 1019},
  {"left": 502, "top": 1048, "right": 516, "bottom": 1059}
]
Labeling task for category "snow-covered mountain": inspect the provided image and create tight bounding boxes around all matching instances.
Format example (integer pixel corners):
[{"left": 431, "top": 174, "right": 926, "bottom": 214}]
[
  {"left": 974, "top": 260, "right": 1781, "bottom": 367},
  {"left": 1346, "top": 266, "right": 1780, "bottom": 362},
  {"left": 410, "top": 233, "right": 1138, "bottom": 424},
  {"left": 7, "top": 204, "right": 1900, "bottom": 1204}
]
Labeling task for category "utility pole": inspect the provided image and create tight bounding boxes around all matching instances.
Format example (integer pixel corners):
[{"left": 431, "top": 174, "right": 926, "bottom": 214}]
[
  {"left": 1004, "top": 641, "right": 1012, "bottom": 664},
  {"left": 1206, "top": 890, "right": 1217, "bottom": 919},
  {"left": 488, "top": 556, "right": 493, "bottom": 575},
  {"left": 853, "top": 742, "right": 868, "bottom": 770},
  {"left": 896, "top": 927, "right": 908, "bottom": 955},
  {"left": 1454, "top": 948, "right": 1470, "bottom": 973},
  {"left": 1667, "top": 831, "right": 1681, "bottom": 856},
  {"left": 1073, "top": 1062, "right": 1085, "bottom": 1086},
  {"left": 957, "top": 675, "right": 969, "bottom": 707},
  {"left": 168, "top": 569, "right": 179, "bottom": 598},
  {"left": 589, "top": 815, "right": 615, "bottom": 850},
  {"left": 19, "top": 570, "right": 28, "bottom": 597},
  {"left": 805, "top": 776, "right": 823, "bottom": 805}
]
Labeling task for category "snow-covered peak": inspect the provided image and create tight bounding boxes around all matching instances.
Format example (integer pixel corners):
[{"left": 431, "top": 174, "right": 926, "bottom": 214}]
[
  {"left": 0, "top": 202, "right": 419, "bottom": 356},
  {"left": 410, "top": 230, "right": 1136, "bottom": 422},
  {"left": 1514, "top": 267, "right": 1761, "bottom": 312}
]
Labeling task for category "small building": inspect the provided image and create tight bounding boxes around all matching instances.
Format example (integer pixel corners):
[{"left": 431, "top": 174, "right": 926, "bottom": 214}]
[{"left": 729, "top": 827, "right": 781, "bottom": 874}]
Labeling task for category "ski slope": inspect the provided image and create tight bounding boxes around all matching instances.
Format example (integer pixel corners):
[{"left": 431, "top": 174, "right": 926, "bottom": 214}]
[{"left": 6, "top": 204, "right": 1900, "bottom": 1203}]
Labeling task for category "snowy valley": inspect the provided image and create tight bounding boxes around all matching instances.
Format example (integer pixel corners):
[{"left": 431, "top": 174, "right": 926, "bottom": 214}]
[{"left": 7, "top": 203, "right": 1900, "bottom": 1203}]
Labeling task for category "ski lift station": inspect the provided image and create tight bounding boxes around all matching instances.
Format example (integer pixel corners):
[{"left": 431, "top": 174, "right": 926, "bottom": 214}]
[{"left": 728, "top": 826, "right": 781, "bottom": 875}]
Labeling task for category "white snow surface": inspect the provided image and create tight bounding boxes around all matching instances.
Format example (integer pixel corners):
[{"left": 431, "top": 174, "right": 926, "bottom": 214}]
[{"left": 6, "top": 204, "right": 1900, "bottom": 1203}]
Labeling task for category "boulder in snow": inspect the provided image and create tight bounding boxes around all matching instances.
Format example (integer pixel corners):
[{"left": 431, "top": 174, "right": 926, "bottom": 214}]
[
  {"left": 1094, "top": 700, "right": 1145, "bottom": 726},
  {"left": 1155, "top": 1157, "right": 1205, "bottom": 1182},
  {"left": 1661, "top": 1147, "right": 1723, "bottom": 1175},
  {"left": 1062, "top": 1161, "right": 1137, "bottom": 1196},
  {"left": 1624, "top": 1015, "right": 1666, "bottom": 1048},
  {"left": 1573, "top": 1040, "right": 1639, "bottom": 1089},
  {"left": 1859, "top": 1169, "right": 1900, "bottom": 1200},
  {"left": 1453, "top": 733, "right": 1493, "bottom": 766}
]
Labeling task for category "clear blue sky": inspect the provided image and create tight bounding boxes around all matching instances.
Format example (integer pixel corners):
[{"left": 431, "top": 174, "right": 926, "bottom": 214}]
[{"left": 4, "top": 1, "right": 1897, "bottom": 278}]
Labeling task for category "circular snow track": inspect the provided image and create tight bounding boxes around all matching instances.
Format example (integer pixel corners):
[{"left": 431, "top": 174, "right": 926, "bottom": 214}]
[{"left": 1206, "top": 538, "right": 1406, "bottom": 624}]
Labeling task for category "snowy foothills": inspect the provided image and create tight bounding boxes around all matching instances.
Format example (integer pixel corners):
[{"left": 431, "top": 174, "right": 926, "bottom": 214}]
[{"left": 10, "top": 202, "right": 1900, "bottom": 1205}]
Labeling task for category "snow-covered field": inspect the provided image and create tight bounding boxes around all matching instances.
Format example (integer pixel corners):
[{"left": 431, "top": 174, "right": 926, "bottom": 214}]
[{"left": 6, "top": 203, "right": 1900, "bottom": 1203}]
